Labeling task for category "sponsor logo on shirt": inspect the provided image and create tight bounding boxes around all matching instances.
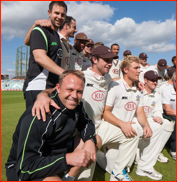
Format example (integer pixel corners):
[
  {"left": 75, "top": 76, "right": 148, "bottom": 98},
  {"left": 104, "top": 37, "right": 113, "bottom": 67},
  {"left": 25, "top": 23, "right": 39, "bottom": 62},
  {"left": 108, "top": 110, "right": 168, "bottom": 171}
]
[
  {"left": 51, "top": 42, "right": 58, "bottom": 46},
  {"left": 75, "top": 58, "right": 83, "bottom": 65},
  {"left": 65, "top": 57, "right": 69, "bottom": 65},
  {"left": 143, "top": 106, "right": 151, "bottom": 113},
  {"left": 112, "top": 69, "right": 119, "bottom": 74},
  {"left": 91, "top": 91, "right": 105, "bottom": 101},
  {"left": 72, "top": 53, "right": 77, "bottom": 55},
  {"left": 124, "top": 102, "right": 137, "bottom": 111},
  {"left": 55, "top": 126, "right": 63, "bottom": 133},
  {"left": 122, "top": 96, "right": 128, "bottom": 99},
  {"left": 170, "top": 99, "right": 175, "bottom": 101},
  {"left": 86, "top": 83, "right": 94, "bottom": 87}
]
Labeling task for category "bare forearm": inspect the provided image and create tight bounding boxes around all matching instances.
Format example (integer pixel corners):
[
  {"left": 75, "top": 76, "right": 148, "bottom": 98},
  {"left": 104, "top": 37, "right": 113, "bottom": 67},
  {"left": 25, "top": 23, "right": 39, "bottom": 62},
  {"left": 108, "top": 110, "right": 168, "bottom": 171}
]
[
  {"left": 103, "top": 110, "right": 123, "bottom": 127},
  {"left": 34, "top": 53, "right": 65, "bottom": 75},
  {"left": 165, "top": 109, "right": 176, "bottom": 116},
  {"left": 24, "top": 22, "right": 37, "bottom": 46},
  {"left": 136, "top": 107, "right": 149, "bottom": 128},
  {"left": 38, "top": 88, "right": 55, "bottom": 97}
]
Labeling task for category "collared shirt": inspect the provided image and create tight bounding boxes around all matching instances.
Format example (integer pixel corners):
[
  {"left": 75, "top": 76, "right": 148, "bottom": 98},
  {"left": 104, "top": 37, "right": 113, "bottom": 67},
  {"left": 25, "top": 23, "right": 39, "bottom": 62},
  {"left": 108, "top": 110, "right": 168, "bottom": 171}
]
[
  {"left": 151, "top": 64, "right": 167, "bottom": 88},
  {"left": 162, "top": 84, "right": 176, "bottom": 110},
  {"left": 106, "top": 78, "right": 143, "bottom": 122},
  {"left": 142, "top": 89, "right": 163, "bottom": 119},
  {"left": 69, "top": 46, "right": 84, "bottom": 70},
  {"left": 82, "top": 55, "right": 92, "bottom": 71},
  {"left": 82, "top": 68, "right": 113, "bottom": 129},
  {"left": 59, "top": 33, "right": 70, "bottom": 70},
  {"left": 139, "top": 64, "right": 151, "bottom": 83},
  {"left": 109, "top": 58, "right": 122, "bottom": 78}
]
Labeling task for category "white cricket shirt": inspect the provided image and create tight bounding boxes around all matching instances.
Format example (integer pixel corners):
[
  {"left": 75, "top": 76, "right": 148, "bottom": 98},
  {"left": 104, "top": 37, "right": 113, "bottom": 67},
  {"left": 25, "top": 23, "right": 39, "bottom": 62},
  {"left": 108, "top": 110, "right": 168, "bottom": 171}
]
[
  {"left": 162, "top": 84, "right": 176, "bottom": 110},
  {"left": 82, "top": 68, "right": 113, "bottom": 129},
  {"left": 142, "top": 89, "right": 163, "bottom": 119},
  {"left": 109, "top": 58, "right": 122, "bottom": 78},
  {"left": 69, "top": 46, "right": 84, "bottom": 70},
  {"left": 106, "top": 78, "right": 144, "bottom": 122}
]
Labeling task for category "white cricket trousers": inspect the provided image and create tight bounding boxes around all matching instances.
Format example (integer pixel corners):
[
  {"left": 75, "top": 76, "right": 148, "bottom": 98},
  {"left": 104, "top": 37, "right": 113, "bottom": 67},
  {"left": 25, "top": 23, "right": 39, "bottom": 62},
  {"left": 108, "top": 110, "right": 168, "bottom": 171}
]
[
  {"left": 133, "top": 117, "right": 163, "bottom": 172},
  {"left": 75, "top": 119, "right": 140, "bottom": 180}
]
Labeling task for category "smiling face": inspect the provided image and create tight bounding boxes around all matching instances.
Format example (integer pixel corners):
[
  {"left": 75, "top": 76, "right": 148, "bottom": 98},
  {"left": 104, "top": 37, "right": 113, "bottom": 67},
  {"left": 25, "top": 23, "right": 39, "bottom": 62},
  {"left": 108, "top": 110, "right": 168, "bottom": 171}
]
[
  {"left": 74, "top": 39, "right": 88, "bottom": 52},
  {"left": 67, "top": 19, "right": 77, "bottom": 38},
  {"left": 144, "top": 78, "right": 158, "bottom": 91},
  {"left": 48, "top": 4, "right": 66, "bottom": 31},
  {"left": 111, "top": 45, "right": 119, "bottom": 56},
  {"left": 92, "top": 56, "right": 113, "bottom": 76},
  {"left": 57, "top": 74, "right": 84, "bottom": 110}
]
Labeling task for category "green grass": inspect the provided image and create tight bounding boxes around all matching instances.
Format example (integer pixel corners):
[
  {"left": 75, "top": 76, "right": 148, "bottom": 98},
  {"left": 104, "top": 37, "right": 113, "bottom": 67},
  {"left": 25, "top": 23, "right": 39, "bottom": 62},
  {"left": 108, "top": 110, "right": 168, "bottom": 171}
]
[{"left": 1, "top": 91, "right": 176, "bottom": 181}]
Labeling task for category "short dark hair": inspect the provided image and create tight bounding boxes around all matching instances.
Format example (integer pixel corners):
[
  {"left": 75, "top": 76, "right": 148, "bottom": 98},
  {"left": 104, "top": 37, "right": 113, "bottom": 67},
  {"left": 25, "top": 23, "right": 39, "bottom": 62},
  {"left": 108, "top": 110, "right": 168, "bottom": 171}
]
[
  {"left": 59, "top": 16, "right": 76, "bottom": 30},
  {"left": 111, "top": 43, "right": 119, "bottom": 50},
  {"left": 49, "top": 1, "right": 67, "bottom": 12},
  {"left": 93, "top": 42, "right": 104, "bottom": 48},
  {"left": 172, "top": 56, "right": 176, "bottom": 63}
]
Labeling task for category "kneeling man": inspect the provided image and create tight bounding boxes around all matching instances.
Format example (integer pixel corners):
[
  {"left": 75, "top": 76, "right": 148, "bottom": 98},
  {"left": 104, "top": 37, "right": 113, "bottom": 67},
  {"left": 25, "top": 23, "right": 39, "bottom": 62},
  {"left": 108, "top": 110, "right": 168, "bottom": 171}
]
[{"left": 5, "top": 70, "right": 101, "bottom": 181}]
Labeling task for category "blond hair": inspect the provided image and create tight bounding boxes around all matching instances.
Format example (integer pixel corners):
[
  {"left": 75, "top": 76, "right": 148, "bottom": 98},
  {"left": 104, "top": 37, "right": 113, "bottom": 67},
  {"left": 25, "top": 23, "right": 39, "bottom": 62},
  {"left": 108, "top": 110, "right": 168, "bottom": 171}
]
[{"left": 120, "top": 55, "right": 140, "bottom": 74}]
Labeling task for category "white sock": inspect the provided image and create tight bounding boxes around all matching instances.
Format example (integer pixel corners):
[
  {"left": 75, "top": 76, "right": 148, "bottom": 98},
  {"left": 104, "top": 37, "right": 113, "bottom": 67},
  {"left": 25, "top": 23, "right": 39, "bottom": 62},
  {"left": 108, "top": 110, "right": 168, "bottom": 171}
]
[{"left": 62, "top": 173, "right": 75, "bottom": 181}]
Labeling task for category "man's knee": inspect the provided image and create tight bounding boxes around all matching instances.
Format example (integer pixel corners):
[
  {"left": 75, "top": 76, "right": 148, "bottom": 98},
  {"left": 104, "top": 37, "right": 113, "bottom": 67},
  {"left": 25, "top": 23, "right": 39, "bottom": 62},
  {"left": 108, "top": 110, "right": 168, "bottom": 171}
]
[
  {"left": 43, "top": 175, "right": 61, "bottom": 181},
  {"left": 96, "top": 134, "right": 102, "bottom": 150}
]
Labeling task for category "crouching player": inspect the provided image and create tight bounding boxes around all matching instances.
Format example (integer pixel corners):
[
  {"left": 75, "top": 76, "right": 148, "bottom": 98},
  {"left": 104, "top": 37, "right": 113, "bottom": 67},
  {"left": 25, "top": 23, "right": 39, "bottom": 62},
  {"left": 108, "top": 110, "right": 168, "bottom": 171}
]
[{"left": 5, "top": 70, "right": 101, "bottom": 181}]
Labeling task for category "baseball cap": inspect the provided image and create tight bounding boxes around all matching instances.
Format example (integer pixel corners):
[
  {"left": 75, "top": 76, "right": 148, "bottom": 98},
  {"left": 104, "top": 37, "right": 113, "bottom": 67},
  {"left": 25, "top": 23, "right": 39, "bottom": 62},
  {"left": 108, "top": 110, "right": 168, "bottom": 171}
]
[
  {"left": 157, "top": 59, "right": 167, "bottom": 70},
  {"left": 86, "top": 39, "right": 94, "bottom": 46},
  {"left": 123, "top": 50, "right": 131, "bottom": 56},
  {"left": 139, "top": 53, "right": 148, "bottom": 58},
  {"left": 168, "top": 68, "right": 176, "bottom": 77},
  {"left": 75, "top": 32, "right": 89, "bottom": 41},
  {"left": 91, "top": 45, "right": 118, "bottom": 59},
  {"left": 144, "top": 70, "right": 161, "bottom": 80}
]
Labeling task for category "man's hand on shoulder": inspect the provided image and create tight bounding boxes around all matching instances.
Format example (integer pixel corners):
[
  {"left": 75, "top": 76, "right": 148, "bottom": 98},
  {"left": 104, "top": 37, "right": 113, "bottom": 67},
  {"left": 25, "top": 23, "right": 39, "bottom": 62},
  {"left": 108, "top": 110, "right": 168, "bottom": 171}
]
[
  {"left": 32, "top": 89, "right": 60, "bottom": 121},
  {"left": 35, "top": 19, "right": 51, "bottom": 28},
  {"left": 135, "top": 81, "right": 144, "bottom": 91}
]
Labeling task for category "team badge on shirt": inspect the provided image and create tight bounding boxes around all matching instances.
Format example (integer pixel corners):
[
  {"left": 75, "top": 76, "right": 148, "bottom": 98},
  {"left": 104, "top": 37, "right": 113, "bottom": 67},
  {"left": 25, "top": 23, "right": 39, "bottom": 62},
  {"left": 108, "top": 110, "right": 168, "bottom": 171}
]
[
  {"left": 151, "top": 101, "right": 155, "bottom": 106},
  {"left": 136, "top": 95, "right": 140, "bottom": 101}
]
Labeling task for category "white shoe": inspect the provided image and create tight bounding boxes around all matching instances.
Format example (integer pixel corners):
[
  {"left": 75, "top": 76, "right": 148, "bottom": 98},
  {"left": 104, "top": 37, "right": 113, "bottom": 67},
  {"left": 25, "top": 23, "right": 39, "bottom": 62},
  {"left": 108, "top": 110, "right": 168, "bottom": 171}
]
[
  {"left": 96, "top": 150, "right": 111, "bottom": 174},
  {"left": 157, "top": 153, "right": 169, "bottom": 163},
  {"left": 110, "top": 170, "right": 131, "bottom": 181},
  {"left": 170, "top": 150, "right": 176, "bottom": 160},
  {"left": 136, "top": 167, "right": 162, "bottom": 180}
]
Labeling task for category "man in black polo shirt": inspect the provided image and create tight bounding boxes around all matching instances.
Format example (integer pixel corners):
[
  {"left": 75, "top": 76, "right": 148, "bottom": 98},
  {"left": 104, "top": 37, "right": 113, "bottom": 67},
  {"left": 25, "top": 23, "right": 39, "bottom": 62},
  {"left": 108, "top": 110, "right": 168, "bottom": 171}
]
[
  {"left": 6, "top": 70, "right": 101, "bottom": 181},
  {"left": 23, "top": 1, "right": 67, "bottom": 108}
]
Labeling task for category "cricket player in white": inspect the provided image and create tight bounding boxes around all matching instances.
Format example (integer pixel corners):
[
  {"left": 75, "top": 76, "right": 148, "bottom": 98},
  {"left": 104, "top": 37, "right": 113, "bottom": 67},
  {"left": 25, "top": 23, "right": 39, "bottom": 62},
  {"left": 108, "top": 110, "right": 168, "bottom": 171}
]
[
  {"left": 98, "top": 56, "right": 166, "bottom": 180},
  {"left": 138, "top": 53, "right": 150, "bottom": 83},
  {"left": 141, "top": 70, "right": 174, "bottom": 164},
  {"left": 69, "top": 33, "right": 88, "bottom": 71},
  {"left": 108, "top": 44, "right": 122, "bottom": 79}
]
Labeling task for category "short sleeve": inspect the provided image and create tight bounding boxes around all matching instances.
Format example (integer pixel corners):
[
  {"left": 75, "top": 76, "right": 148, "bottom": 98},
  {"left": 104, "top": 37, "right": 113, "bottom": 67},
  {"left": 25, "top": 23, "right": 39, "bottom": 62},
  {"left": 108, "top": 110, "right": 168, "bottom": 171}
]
[
  {"left": 30, "top": 26, "right": 48, "bottom": 52},
  {"left": 106, "top": 81, "right": 119, "bottom": 107}
]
